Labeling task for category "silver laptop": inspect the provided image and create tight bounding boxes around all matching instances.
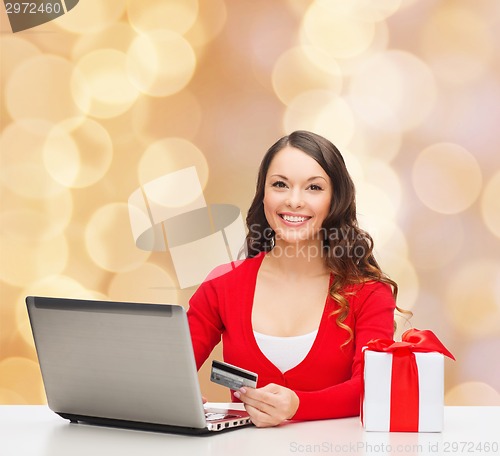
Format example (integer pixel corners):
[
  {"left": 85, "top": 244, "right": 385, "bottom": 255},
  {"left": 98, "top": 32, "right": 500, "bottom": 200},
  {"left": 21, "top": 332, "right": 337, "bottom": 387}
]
[{"left": 26, "top": 296, "right": 251, "bottom": 434}]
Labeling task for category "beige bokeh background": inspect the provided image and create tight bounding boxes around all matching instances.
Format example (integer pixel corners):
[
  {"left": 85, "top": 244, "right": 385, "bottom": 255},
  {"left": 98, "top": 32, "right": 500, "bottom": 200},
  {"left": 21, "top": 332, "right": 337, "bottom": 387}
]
[{"left": 1, "top": 0, "right": 499, "bottom": 405}]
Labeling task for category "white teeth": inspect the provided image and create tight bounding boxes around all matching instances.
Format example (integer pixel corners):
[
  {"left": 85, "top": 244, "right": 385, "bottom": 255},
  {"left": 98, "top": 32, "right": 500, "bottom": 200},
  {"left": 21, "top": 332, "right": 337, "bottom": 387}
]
[{"left": 282, "top": 215, "right": 309, "bottom": 223}]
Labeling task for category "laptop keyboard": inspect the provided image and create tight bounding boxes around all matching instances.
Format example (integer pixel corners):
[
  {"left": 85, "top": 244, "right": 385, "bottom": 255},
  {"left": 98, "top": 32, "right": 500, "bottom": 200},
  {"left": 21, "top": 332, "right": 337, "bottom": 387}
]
[{"left": 205, "top": 412, "right": 240, "bottom": 421}]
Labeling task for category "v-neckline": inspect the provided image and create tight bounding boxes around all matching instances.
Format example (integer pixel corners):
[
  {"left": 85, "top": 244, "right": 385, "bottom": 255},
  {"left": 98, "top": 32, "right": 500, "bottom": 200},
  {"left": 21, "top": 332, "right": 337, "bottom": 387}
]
[{"left": 245, "top": 252, "right": 333, "bottom": 375}]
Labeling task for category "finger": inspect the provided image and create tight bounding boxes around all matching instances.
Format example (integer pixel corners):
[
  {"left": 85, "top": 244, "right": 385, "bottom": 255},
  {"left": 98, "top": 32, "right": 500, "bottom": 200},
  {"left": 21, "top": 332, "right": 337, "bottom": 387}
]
[
  {"left": 240, "top": 383, "right": 282, "bottom": 401},
  {"left": 236, "top": 389, "right": 275, "bottom": 415},
  {"left": 245, "top": 404, "right": 276, "bottom": 428},
  {"left": 258, "top": 383, "right": 282, "bottom": 394},
  {"left": 202, "top": 396, "right": 207, "bottom": 404},
  {"left": 236, "top": 386, "right": 267, "bottom": 401},
  {"left": 240, "top": 385, "right": 280, "bottom": 406}
]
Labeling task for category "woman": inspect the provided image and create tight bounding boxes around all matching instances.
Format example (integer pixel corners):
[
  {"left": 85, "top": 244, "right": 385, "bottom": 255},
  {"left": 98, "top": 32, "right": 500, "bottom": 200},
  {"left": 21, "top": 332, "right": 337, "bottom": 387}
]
[{"left": 187, "top": 130, "right": 400, "bottom": 427}]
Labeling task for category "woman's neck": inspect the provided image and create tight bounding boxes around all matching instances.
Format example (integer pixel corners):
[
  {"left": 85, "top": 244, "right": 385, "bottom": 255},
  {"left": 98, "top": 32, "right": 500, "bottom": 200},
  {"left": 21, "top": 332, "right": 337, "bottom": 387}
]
[{"left": 264, "top": 240, "right": 329, "bottom": 279}]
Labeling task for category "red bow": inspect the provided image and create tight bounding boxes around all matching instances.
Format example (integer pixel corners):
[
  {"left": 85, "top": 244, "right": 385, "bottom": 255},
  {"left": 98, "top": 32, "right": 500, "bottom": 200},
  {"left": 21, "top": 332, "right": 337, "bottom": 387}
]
[
  {"left": 362, "top": 329, "right": 455, "bottom": 432},
  {"left": 365, "top": 328, "right": 455, "bottom": 360}
]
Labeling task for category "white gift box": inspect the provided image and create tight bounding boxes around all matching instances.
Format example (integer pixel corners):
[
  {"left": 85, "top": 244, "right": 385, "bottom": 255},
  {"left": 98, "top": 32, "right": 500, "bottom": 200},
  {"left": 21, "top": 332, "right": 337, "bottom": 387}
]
[{"left": 362, "top": 350, "right": 444, "bottom": 432}]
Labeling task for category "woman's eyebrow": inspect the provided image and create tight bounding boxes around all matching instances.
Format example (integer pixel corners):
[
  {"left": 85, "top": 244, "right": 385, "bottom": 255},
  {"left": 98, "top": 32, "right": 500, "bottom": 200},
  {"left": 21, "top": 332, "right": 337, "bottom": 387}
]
[
  {"left": 307, "top": 176, "right": 328, "bottom": 182},
  {"left": 269, "top": 174, "right": 327, "bottom": 182},
  {"left": 269, "top": 174, "right": 288, "bottom": 180}
]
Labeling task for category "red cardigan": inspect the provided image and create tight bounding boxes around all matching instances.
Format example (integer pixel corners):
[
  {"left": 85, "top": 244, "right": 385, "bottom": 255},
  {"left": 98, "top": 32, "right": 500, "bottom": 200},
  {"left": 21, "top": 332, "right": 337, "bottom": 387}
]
[{"left": 187, "top": 252, "right": 396, "bottom": 421}]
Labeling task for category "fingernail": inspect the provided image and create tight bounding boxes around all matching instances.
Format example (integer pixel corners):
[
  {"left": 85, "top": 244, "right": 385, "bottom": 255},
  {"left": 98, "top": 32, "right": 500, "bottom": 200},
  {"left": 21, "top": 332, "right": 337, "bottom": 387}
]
[
  {"left": 234, "top": 391, "right": 240, "bottom": 399},
  {"left": 239, "top": 387, "right": 247, "bottom": 394}
]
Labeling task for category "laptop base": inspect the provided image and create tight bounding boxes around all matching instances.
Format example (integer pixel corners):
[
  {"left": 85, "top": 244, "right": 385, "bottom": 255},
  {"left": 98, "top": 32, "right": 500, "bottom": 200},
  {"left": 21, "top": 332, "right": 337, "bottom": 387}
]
[{"left": 58, "top": 412, "right": 252, "bottom": 436}]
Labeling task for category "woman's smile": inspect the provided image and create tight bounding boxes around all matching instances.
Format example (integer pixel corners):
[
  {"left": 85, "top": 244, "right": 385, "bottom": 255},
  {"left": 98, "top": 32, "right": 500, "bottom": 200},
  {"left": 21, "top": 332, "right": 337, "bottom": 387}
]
[{"left": 278, "top": 212, "right": 313, "bottom": 228}]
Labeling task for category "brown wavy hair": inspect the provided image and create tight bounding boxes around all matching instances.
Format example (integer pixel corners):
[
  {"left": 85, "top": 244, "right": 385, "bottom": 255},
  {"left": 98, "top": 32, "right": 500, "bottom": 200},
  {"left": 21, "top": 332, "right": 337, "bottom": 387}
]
[{"left": 245, "top": 131, "right": 407, "bottom": 344}]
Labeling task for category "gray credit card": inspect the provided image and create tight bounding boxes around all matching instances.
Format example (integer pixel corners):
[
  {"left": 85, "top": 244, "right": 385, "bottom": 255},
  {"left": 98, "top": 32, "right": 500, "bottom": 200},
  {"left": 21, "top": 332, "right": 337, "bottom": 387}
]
[{"left": 210, "top": 360, "right": 258, "bottom": 390}]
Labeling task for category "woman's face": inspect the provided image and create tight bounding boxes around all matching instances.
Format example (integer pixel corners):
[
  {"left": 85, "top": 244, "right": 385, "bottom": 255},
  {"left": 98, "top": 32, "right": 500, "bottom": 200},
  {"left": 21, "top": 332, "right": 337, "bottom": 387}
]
[{"left": 263, "top": 146, "right": 332, "bottom": 246}]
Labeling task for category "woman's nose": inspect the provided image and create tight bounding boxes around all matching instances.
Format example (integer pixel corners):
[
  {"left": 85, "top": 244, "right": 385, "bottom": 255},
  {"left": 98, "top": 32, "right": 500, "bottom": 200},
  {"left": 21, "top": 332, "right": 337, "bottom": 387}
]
[{"left": 286, "top": 189, "right": 304, "bottom": 209}]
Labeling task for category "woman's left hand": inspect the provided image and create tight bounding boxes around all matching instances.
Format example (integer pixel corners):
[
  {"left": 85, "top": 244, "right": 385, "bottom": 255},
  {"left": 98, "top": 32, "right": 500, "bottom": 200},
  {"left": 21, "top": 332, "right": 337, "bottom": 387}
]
[{"left": 234, "top": 383, "right": 299, "bottom": 427}]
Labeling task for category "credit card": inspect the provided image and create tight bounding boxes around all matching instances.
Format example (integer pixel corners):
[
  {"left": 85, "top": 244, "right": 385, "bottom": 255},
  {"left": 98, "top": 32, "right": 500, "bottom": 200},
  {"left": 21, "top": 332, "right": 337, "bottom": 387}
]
[{"left": 210, "top": 360, "right": 258, "bottom": 390}]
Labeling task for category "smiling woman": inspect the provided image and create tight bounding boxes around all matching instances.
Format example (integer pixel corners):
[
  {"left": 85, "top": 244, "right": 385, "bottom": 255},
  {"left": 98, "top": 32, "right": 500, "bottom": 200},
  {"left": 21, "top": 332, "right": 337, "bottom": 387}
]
[
  {"left": 263, "top": 146, "right": 332, "bottom": 246},
  {"left": 187, "top": 131, "right": 405, "bottom": 428}
]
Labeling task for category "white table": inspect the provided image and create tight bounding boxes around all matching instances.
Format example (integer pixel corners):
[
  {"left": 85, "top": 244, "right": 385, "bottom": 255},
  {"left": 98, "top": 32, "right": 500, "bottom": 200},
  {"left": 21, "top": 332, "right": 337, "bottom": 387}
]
[{"left": 1, "top": 405, "right": 498, "bottom": 456}]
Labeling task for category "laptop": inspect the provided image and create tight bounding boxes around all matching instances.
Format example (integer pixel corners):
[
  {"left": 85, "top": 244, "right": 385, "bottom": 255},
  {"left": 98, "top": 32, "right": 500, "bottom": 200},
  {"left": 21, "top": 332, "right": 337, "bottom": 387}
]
[{"left": 26, "top": 296, "right": 252, "bottom": 435}]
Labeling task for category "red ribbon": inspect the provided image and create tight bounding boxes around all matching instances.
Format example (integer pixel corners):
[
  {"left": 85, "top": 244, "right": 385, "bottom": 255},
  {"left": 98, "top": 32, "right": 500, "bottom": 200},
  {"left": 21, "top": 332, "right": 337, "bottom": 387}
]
[{"left": 362, "top": 329, "right": 455, "bottom": 432}]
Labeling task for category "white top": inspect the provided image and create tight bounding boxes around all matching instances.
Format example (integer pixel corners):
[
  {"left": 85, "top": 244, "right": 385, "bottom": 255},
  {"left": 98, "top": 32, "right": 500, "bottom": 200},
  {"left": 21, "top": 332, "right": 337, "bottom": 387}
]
[{"left": 253, "top": 330, "right": 318, "bottom": 373}]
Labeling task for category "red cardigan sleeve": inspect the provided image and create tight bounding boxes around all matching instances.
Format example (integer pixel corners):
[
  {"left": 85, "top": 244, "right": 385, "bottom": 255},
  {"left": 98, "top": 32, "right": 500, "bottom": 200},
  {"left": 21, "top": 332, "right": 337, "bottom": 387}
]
[
  {"left": 187, "top": 277, "right": 224, "bottom": 370},
  {"left": 292, "top": 282, "right": 396, "bottom": 421}
]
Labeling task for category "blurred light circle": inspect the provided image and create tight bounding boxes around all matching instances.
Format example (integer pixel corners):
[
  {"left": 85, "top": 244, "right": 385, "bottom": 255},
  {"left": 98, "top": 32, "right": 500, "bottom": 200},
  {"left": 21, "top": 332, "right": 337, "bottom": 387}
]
[
  {"left": 0, "top": 388, "right": 27, "bottom": 405},
  {"left": 334, "top": 20, "right": 390, "bottom": 78},
  {"left": 420, "top": 7, "right": 494, "bottom": 86},
  {"left": 0, "top": 235, "right": 68, "bottom": 287},
  {"left": 128, "top": 0, "right": 199, "bottom": 35},
  {"left": 0, "top": 190, "right": 73, "bottom": 242},
  {"left": 246, "top": 6, "right": 299, "bottom": 91},
  {"left": 54, "top": 0, "right": 127, "bottom": 34},
  {"left": 21, "top": 276, "right": 93, "bottom": 304},
  {"left": 379, "top": 254, "right": 419, "bottom": 311},
  {"left": 0, "top": 358, "right": 45, "bottom": 404},
  {"left": 404, "top": 290, "right": 451, "bottom": 342},
  {"left": 284, "top": 90, "right": 355, "bottom": 150},
  {"left": 356, "top": 182, "right": 400, "bottom": 253},
  {"left": 460, "top": 338, "right": 500, "bottom": 397},
  {"left": 285, "top": 0, "right": 311, "bottom": 17},
  {"left": 184, "top": 0, "right": 227, "bottom": 48},
  {"left": 0, "top": 36, "right": 40, "bottom": 96},
  {"left": 445, "top": 260, "right": 500, "bottom": 337},
  {"left": 496, "top": 270, "right": 500, "bottom": 310},
  {"left": 356, "top": 119, "right": 402, "bottom": 162},
  {"left": 131, "top": 91, "right": 202, "bottom": 142},
  {"left": 351, "top": 0, "right": 402, "bottom": 21},
  {"left": 138, "top": 137, "right": 209, "bottom": 192},
  {"left": 418, "top": 78, "right": 500, "bottom": 162},
  {"left": 127, "top": 30, "right": 196, "bottom": 97},
  {"left": 5, "top": 55, "right": 86, "bottom": 123},
  {"left": 356, "top": 181, "right": 398, "bottom": 223},
  {"left": 364, "top": 160, "right": 402, "bottom": 211},
  {"left": 374, "top": 225, "right": 414, "bottom": 325},
  {"left": 73, "top": 49, "right": 140, "bottom": 118},
  {"left": 315, "top": 101, "right": 356, "bottom": 150},
  {"left": 349, "top": 51, "right": 437, "bottom": 131},
  {"left": 445, "top": 382, "right": 500, "bottom": 406},
  {"left": 302, "top": 1, "right": 376, "bottom": 59},
  {"left": 0, "top": 120, "right": 66, "bottom": 199},
  {"left": 85, "top": 203, "right": 151, "bottom": 273},
  {"left": 272, "top": 46, "right": 343, "bottom": 106},
  {"left": 375, "top": 222, "right": 409, "bottom": 257},
  {"left": 481, "top": 171, "right": 500, "bottom": 238},
  {"left": 407, "top": 212, "right": 464, "bottom": 270},
  {"left": 108, "top": 263, "right": 179, "bottom": 303},
  {"left": 399, "top": 0, "right": 419, "bottom": 9},
  {"left": 412, "top": 143, "right": 482, "bottom": 214},
  {"left": 348, "top": 94, "right": 400, "bottom": 134},
  {"left": 43, "top": 118, "right": 113, "bottom": 188},
  {"left": 72, "top": 23, "right": 136, "bottom": 60}
]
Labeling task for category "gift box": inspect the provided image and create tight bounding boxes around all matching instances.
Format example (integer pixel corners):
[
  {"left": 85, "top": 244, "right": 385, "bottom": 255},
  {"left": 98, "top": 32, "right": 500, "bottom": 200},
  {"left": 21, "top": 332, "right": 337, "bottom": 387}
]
[{"left": 361, "top": 329, "right": 455, "bottom": 432}]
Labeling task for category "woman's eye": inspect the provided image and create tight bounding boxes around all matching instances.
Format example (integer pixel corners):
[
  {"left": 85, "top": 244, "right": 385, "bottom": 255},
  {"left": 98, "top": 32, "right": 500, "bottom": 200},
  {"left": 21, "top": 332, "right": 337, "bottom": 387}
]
[
  {"left": 309, "top": 184, "right": 323, "bottom": 191},
  {"left": 272, "top": 181, "right": 287, "bottom": 188}
]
